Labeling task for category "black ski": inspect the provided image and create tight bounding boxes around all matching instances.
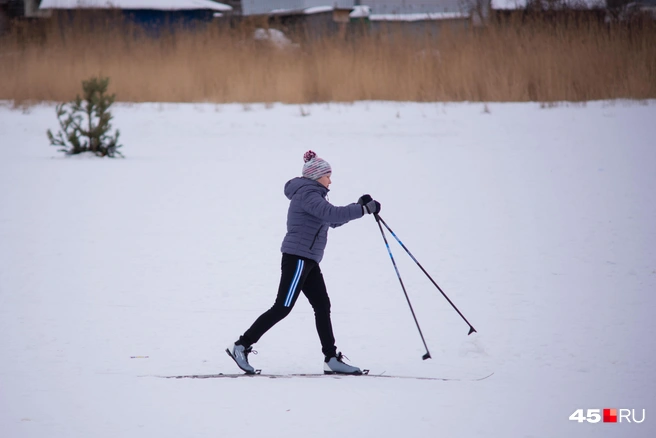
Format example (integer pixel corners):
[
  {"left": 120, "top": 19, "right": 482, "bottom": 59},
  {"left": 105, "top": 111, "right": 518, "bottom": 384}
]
[{"left": 156, "top": 371, "right": 494, "bottom": 381}]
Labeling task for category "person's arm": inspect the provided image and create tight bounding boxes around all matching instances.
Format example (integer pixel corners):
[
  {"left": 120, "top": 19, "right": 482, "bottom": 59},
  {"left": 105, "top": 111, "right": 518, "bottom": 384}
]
[
  {"left": 302, "top": 191, "right": 363, "bottom": 225},
  {"left": 327, "top": 194, "right": 382, "bottom": 228}
]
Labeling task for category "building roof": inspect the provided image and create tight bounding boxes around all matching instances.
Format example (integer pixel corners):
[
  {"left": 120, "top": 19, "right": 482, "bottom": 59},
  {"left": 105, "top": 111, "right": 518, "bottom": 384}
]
[
  {"left": 266, "top": 5, "right": 470, "bottom": 20},
  {"left": 491, "top": 0, "right": 604, "bottom": 8},
  {"left": 39, "top": 0, "right": 232, "bottom": 11},
  {"left": 370, "top": 12, "right": 469, "bottom": 21}
]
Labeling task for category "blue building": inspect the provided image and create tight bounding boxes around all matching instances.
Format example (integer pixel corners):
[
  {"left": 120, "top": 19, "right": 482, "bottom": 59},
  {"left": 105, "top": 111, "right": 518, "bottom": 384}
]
[{"left": 36, "top": 0, "right": 232, "bottom": 31}]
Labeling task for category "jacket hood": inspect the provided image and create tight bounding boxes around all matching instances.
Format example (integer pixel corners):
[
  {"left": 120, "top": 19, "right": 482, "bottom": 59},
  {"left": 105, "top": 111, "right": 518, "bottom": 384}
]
[{"left": 284, "top": 177, "right": 328, "bottom": 200}]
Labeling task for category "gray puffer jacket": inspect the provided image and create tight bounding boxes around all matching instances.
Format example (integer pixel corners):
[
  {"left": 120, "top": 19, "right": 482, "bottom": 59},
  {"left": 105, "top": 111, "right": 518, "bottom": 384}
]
[{"left": 280, "top": 177, "right": 364, "bottom": 263}]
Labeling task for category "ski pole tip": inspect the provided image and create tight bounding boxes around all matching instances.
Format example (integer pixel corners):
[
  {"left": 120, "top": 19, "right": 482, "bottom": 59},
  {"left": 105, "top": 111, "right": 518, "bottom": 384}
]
[
  {"left": 422, "top": 353, "right": 431, "bottom": 360},
  {"left": 468, "top": 327, "right": 477, "bottom": 335}
]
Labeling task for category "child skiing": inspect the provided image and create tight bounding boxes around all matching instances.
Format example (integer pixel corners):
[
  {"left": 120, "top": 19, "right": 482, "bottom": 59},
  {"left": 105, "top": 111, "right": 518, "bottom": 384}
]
[{"left": 226, "top": 150, "right": 381, "bottom": 375}]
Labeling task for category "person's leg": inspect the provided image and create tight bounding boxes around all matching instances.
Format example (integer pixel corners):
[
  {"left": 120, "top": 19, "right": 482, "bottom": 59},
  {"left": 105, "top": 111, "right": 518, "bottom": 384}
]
[
  {"left": 302, "top": 265, "right": 362, "bottom": 374},
  {"left": 237, "top": 254, "right": 314, "bottom": 347},
  {"left": 301, "top": 264, "right": 337, "bottom": 358}
]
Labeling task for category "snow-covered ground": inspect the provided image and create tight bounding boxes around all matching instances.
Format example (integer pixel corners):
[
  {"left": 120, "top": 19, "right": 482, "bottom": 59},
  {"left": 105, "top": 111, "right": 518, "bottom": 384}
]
[{"left": 1, "top": 100, "right": 655, "bottom": 437}]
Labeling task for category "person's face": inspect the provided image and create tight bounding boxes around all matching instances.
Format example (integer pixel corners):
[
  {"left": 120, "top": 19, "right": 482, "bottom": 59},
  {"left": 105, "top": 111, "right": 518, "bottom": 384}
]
[{"left": 317, "top": 174, "right": 331, "bottom": 188}]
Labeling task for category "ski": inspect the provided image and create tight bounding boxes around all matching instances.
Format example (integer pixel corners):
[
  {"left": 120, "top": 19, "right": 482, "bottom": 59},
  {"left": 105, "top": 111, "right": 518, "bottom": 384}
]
[{"left": 156, "top": 371, "right": 494, "bottom": 381}]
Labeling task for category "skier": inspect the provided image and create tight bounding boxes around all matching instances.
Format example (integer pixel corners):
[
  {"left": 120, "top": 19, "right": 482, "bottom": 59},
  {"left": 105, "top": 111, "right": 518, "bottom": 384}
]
[{"left": 226, "top": 150, "right": 381, "bottom": 375}]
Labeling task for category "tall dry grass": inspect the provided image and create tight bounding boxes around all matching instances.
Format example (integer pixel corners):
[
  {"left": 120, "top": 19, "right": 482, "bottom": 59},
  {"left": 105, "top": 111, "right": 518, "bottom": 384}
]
[{"left": 1, "top": 12, "right": 654, "bottom": 103}]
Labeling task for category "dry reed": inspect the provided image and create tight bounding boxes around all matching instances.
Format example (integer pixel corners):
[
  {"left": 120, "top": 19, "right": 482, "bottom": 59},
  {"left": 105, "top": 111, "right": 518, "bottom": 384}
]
[{"left": 1, "top": 12, "right": 654, "bottom": 103}]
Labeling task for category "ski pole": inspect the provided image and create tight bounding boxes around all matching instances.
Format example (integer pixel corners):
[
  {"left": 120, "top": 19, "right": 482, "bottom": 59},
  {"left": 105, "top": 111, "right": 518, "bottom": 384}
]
[
  {"left": 374, "top": 214, "right": 431, "bottom": 360},
  {"left": 376, "top": 214, "right": 477, "bottom": 336}
]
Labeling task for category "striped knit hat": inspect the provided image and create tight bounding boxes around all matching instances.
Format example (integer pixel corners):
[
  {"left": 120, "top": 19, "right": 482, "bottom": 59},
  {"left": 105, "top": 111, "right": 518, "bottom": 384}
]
[{"left": 302, "top": 150, "right": 332, "bottom": 180}]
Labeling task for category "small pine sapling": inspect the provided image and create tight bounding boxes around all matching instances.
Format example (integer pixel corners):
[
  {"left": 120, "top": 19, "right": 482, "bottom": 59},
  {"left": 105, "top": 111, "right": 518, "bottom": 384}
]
[{"left": 47, "top": 77, "right": 123, "bottom": 157}]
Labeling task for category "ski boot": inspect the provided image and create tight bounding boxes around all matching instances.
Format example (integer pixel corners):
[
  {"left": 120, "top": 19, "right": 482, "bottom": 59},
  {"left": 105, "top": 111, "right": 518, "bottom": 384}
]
[
  {"left": 226, "top": 343, "right": 256, "bottom": 374},
  {"left": 324, "top": 352, "right": 362, "bottom": 375}
]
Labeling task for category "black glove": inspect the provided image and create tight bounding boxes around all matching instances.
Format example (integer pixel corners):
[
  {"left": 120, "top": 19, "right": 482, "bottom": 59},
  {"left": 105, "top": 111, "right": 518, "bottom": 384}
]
[
  {"left": 358, "top": 194, "right": 381, "bottom": 215},
  {"left": 357, "top": 194, "right": 372, "bottom": 206},
  {"left": 365, "top": 200, "right": 381, "bottom": 215}
]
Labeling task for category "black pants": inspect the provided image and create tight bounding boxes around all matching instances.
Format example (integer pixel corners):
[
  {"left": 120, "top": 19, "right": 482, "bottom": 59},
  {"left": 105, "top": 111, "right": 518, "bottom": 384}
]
[{"left": 238, "top": 253, "right": 337, "bottom": 358}]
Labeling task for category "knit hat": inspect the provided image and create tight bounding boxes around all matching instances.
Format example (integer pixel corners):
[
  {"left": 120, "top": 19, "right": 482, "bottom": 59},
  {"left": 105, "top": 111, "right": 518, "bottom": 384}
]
[{"left": 302, "top": 150, "right": 332, "bottom": 180}]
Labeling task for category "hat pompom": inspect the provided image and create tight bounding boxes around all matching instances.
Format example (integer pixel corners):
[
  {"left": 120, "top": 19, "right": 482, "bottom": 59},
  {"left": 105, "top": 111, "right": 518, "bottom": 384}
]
[{"left": 303, "top": 150, "right": 317, "bottom": 163}]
